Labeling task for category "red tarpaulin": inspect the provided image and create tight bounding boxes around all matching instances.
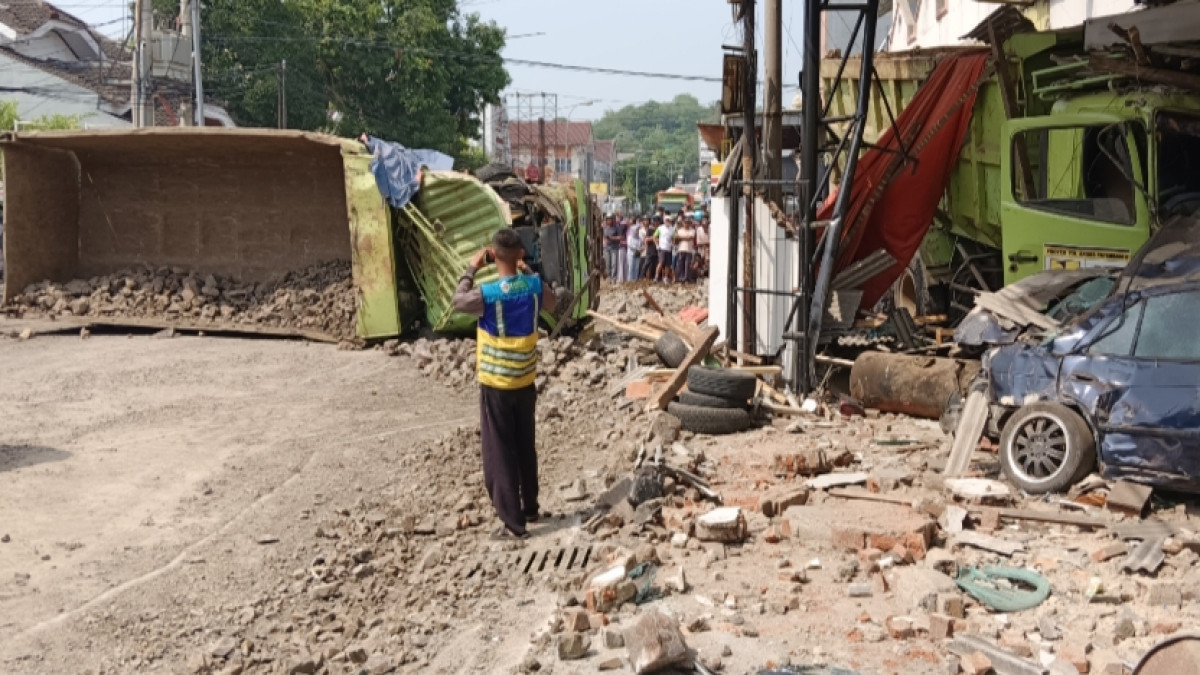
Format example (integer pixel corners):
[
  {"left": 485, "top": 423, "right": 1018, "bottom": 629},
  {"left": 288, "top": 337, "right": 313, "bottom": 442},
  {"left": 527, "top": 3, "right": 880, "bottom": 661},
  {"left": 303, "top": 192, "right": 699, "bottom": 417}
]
[{"left": 819, "top": 50, "right": 991, "bottom": 307}]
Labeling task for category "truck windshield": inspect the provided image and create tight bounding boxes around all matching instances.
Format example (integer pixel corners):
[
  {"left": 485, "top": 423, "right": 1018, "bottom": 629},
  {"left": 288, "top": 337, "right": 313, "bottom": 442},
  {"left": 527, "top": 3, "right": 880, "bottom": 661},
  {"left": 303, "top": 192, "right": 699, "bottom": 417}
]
[{"left": 1157, "top": 112, "right": 1200, "bottom": 218}]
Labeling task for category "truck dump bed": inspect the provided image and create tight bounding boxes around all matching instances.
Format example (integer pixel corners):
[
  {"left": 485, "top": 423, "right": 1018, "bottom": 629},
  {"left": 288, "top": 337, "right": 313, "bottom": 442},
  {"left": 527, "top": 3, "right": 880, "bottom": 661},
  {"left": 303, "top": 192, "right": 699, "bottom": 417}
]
[{"left": 1, "top": 128, "right": 402, "bottom": 340}]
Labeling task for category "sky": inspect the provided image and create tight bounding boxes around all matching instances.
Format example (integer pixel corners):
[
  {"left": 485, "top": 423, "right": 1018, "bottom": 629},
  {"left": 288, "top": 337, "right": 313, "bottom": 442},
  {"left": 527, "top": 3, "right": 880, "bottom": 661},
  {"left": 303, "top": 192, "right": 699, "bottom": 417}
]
[{"left": 66, "top": 0, "right": 808, "bottom": 121}]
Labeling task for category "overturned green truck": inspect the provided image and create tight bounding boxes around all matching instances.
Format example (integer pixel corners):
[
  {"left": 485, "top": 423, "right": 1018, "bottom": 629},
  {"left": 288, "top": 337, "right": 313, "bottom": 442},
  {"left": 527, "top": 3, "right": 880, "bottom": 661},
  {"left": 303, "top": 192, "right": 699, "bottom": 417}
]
[{"left": 0, "top": 128, "right": 598, "bottom": 340}]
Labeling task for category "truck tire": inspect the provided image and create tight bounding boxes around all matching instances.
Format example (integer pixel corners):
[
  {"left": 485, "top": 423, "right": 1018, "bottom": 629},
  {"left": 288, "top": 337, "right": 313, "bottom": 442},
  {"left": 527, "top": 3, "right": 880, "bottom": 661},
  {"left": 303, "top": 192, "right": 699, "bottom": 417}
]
[
  {"left": 687, "top": 366, "right": 758, "bottom": 401},
  {"left": 475, "top": 163, "right": 516, "bottom": 184},
  {"left": 878, "top": 256, "right": 935, "bottom": 317},
  {"left": 679, "top": 391, "right": 746, "bottom": 409},
  {"left": 667, "top": 402, "right": 753, "bottom": 435},
  {"left": 999, "top": 402, "right": 1096, "bottom": 494},
  {"left": 654, "top": 332, "right": 689, "bottom": 369}
]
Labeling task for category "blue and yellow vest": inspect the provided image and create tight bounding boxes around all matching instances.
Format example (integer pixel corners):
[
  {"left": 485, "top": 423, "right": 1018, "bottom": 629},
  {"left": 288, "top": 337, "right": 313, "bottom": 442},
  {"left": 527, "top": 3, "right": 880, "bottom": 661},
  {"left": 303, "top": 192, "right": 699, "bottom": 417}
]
[{"left": 477, "top": 274, "right": 542, "bottom": 390}]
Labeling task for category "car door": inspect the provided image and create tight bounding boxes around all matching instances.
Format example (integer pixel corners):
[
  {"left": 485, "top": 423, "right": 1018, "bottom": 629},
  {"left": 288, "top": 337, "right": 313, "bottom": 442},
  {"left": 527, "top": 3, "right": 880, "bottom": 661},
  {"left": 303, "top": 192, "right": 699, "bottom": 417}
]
[{"left": 1064, "top": 289, "right": 1200, "bottom": 486}]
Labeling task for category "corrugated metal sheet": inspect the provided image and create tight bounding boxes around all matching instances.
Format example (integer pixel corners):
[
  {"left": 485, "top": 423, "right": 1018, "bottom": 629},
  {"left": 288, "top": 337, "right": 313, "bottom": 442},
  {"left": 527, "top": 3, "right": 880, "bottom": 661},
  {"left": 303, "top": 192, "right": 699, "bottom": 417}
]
[
  {"left": 1122, "top": 537, "right": 1166, "bottom": 574},
  {"left": 397, "top": 172, "right": 511, "bottom": 334}
]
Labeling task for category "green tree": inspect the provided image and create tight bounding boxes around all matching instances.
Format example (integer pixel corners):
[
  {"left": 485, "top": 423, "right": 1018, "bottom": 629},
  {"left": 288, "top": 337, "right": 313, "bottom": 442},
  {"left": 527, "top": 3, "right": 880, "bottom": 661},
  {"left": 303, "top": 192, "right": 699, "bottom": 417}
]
[
  {"left": 198, "top": 0, "right": 509, "bottom": 166},
  {"left": 593, "top": 95, "right": 718, "bottom": 210}
]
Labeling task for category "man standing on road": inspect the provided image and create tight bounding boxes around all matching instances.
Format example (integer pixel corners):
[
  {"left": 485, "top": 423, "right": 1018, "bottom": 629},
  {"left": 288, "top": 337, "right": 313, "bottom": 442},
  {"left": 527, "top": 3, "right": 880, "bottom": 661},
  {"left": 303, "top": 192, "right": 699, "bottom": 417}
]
[
  {"left": 451, "top": 229, "right": 559, "bottom": 539},
  {"left": 603, "top": 215, "right": 621, "bottom": 282},
  {"left": 626, "top": 217, "right": 646, "bottom": 283},
  {"left": 654, "top": 216, "right": 677, "bottom": 284}
]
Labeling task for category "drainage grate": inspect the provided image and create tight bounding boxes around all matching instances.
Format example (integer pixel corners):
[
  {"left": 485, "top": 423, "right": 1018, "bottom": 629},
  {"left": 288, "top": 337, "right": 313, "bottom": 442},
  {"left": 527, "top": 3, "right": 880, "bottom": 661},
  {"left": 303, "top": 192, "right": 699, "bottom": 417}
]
[{"left": 464, "top": 545, "right": 594, "bottom": 580}]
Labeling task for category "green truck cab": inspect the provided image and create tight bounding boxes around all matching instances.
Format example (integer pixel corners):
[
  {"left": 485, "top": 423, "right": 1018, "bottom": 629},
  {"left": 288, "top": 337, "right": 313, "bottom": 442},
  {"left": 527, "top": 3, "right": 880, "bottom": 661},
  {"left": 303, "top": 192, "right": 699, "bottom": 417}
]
[{"left": 821, "top": 27, "right": 1200, "bottom": 313}]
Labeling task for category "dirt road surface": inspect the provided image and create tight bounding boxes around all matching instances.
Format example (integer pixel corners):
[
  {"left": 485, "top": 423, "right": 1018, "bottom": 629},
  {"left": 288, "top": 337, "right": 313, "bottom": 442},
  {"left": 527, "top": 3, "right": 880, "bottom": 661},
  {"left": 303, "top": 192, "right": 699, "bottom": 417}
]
[{"left": 0, "top": 332, "right": 478, "bottom": 673}]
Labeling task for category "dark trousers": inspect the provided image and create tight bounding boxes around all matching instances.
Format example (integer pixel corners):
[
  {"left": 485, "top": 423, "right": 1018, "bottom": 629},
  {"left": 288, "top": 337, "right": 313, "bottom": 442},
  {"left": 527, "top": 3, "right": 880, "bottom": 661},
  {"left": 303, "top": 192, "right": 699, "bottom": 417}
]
[{"left": 480, "top": 384, "right": 539, "bottom": 534}]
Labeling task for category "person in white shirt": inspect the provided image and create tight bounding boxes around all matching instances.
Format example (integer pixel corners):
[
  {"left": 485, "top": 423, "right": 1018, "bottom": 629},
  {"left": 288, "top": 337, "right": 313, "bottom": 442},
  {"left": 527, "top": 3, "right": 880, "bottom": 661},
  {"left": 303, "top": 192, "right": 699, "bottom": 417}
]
[
  {"left": 673, "top": 219, "right": 697, "bottom": 283},
  {"left": 654, "top": 217, "right": 677, "bottom": 284},
  {"left": 626, "top": 218, "right": 646, "bottom": 283}
]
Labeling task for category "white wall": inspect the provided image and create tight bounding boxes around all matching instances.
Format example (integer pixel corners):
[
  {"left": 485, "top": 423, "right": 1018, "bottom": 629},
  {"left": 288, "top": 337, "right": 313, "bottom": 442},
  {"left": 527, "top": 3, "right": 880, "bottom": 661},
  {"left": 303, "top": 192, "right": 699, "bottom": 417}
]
[
  {"left": 890, "top": 0, "right": 1141, "bottom": 51},
  {"left": 0, "top": 53, "right": 129, "bottom": 128},
  {"left": 1048, "top": 0, "right": 1137, "bottom": 29},
  {"left": 707, "top": 195, "right": 803, "bottom": 379}
]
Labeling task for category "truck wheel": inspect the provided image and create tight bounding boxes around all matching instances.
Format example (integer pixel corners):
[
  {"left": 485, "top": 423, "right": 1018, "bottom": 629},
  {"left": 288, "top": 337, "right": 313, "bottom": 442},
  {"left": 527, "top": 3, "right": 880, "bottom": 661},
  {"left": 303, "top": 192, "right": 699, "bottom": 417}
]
[
  {"left": 667, "top": 402, "right": 753, "bottom": 435},
  {"left": 891, "top": 256, "right": 934, "bottom": 317},
  {"left": 999, "top": 403, "right": 1096, "bottom": 494},
  {"left": 687, "top": 366, "right": 758, "bottom": 401},
  {"left": 679, "top": 391, "right": 746, "bottom": 409},
  {"left": 654, "top": 332, "right": 689, "bottom": 369}
]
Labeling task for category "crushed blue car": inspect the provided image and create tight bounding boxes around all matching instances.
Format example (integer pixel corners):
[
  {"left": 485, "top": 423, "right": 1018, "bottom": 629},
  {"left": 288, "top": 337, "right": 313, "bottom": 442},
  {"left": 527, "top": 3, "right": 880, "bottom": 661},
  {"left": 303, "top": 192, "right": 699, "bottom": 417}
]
[{"left": 976, "top": 215, "right": 1200, "bottom": 494}]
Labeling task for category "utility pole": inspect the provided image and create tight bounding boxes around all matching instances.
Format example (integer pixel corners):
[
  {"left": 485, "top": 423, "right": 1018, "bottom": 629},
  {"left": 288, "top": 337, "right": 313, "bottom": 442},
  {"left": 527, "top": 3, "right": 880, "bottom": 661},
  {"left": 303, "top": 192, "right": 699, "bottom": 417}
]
[
  {"left": 741, "top": 0, "right": 758, "bottom": 357},
  {"left": 538, "top": 117, "right": 546, "bottom": 184},
  {"left": 764, "top": 0, "right": 783, "bottom": 205},
  {"left": 131, "top": 0, "right": 151, "bottom": 127},
  {"left": 191, "top": 0, "right": 204, "bottom": 126},
  {"left": 277, "top": 59, "right": 287, "bottom": 129}
]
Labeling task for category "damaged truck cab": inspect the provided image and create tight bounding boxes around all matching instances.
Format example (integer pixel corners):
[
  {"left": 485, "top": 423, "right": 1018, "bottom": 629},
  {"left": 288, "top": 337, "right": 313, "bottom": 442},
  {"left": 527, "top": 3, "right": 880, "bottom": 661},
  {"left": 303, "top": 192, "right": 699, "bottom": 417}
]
[{"left": 1000, "top": 92, "right": 1200, "bottom": 282}]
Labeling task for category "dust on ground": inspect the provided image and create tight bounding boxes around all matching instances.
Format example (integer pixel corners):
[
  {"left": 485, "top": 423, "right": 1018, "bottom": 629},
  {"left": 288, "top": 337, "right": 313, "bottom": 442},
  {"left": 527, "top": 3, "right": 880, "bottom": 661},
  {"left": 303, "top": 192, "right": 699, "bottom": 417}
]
[{"left": 1, "top": 281, "right": 1197, "bottom": 675}]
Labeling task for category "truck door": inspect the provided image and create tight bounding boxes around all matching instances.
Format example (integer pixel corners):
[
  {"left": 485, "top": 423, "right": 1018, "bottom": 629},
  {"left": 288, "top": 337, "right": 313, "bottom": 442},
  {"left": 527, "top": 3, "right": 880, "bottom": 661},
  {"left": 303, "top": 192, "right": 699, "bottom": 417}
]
[{"left": 1000, "top": 116, "right": 1150, "bottom": 284}]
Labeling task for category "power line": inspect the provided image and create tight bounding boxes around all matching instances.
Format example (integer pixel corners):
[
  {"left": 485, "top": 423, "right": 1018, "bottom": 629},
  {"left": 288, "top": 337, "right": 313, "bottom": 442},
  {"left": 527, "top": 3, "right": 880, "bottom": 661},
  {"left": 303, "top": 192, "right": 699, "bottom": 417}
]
[{"left": 204, "top": 35, "right": 723, "bottom": 82}]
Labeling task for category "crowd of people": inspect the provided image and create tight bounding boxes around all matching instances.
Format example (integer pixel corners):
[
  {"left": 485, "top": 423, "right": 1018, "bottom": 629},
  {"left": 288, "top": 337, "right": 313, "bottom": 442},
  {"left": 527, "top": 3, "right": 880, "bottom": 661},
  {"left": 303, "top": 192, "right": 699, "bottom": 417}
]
[{"left": 602, "top": 208, "right": 711, "bottom": 285}]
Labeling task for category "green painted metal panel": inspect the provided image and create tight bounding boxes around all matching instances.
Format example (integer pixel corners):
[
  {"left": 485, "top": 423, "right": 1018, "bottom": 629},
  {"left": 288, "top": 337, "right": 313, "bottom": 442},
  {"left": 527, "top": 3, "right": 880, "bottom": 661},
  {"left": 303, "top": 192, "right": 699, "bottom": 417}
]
[
  {"left": 397, "top": 172, "right": 509, "bottom": 334},
  {"left": 342, "top": 142, "right": 402, "bottom": 339}
]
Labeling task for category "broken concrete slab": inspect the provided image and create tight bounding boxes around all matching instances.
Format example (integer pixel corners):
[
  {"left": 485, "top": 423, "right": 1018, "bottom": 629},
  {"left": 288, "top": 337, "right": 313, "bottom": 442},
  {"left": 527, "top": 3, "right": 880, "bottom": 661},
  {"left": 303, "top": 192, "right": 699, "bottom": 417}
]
[
  {"left": 759, "top": 484, "right": 809, "bottom": 518},
  {"left": 786, "top": 500, "right": 936, "bottom": 558},
  {"left": 624, "top": 611, "right": 690, "bottom": 674},
  {"left": 1106, "top": 480, "right": 1153, "bottom": 517},
  {"left": 945, "top": 478, "right": 1012, "bottom": 502},
  {"left": 952, "top": 531, "right": 1026, "bottom": 557},
  {"left": 805, "top": 471, "right": 869, "bottom": 490},
  {"left": 695, "top": 507, "right": 746, "bottom": 543}
]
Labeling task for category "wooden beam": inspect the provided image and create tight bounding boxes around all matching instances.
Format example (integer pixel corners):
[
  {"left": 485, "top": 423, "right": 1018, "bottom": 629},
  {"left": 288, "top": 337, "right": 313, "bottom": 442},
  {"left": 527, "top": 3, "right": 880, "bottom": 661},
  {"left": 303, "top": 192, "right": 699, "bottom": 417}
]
[
  {"left": 586, "top": 310, "right": 663, "bottom": 342},
  {"left": 647, "top": 326, "right": 719, "bottom": 412},
  {"left": 1091, "top": 58, "right": 1200, "bottom": 94},
  {"left": 641, "top": 288, "right": 665, "bottom": 315}
]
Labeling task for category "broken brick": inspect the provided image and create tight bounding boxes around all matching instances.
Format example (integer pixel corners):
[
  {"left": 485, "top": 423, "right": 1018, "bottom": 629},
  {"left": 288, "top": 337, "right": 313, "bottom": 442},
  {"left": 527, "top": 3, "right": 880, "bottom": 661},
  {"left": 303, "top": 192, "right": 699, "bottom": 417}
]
[
  {"left": 758, "top": 485, "right": 809, "bottom": 518},
  {"left": 1091, "top": 542, "right": 1128, "bottom": 563},
  {"left": 831, "top": 526, "right": 867, "bottom": 552},
  {"left": 928, "top": 613, "right": 954, "bottom": 640},
  {"left": 885, "top": 616, "right": 914, "bottom": 640},
  {"left": 977, "top": 507, "right": 1001, "bottom": 533},
  {"left": 961, "top": 651, "right": 993, "bottom": 675},
  {"left": 1058, "top": 643, "right": 1091, "bottom": 674}
]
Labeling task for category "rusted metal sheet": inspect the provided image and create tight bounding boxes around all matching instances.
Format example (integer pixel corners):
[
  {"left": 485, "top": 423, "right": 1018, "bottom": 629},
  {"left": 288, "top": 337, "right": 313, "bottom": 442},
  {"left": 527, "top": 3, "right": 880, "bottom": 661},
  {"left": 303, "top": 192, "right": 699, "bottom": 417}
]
[{"left": 849, "top": 352, "right": 980, "bottom": 420}]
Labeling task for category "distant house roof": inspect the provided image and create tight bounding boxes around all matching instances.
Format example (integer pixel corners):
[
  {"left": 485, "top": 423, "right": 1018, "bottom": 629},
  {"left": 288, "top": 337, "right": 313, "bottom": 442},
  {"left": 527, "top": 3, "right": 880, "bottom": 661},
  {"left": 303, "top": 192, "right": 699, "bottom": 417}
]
[
  {"left": 593, "top": 139, "right": 614, "bottom": 164},
  {"left": 0, "top": 0, "right": 89, "bottom": 34},
  {"left": 508, "top": 120, "right": 593, "bottom": 149},
  {"left": 0, "top": 1, "right": 233, "bottom": 126}
]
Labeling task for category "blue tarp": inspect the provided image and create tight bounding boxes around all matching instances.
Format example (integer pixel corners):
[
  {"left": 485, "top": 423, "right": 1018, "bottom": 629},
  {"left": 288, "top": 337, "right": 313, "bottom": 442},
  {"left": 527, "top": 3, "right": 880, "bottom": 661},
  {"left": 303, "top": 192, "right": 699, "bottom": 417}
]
[{"left": 363, "top": 135, "right": 454, "bottom": 209}]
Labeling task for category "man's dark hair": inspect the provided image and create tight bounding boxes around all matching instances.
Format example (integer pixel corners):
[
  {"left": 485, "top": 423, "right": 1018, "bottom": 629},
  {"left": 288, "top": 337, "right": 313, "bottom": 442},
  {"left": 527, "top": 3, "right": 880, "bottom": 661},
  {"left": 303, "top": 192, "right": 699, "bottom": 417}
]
[{"left": 492, "top": 228, "right": 523, "bottom": 254}]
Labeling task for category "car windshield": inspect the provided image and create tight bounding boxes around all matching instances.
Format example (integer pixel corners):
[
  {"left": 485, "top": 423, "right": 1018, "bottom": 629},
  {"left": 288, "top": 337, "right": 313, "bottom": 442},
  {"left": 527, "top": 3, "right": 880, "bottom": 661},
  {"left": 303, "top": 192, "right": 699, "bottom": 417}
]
[{"left": 1157, "top": 111, "right": 1200, "bottom": 217}]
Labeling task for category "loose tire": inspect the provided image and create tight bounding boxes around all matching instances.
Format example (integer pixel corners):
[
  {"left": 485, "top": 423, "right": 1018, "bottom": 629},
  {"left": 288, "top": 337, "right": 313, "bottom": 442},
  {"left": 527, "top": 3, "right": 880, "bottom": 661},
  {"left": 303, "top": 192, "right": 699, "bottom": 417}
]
[
  {"left": 654, "top": 332, "right": 689, "bottom": 369},
  {"left": 475, "top": 163, "right": 516, "bottom": 184},
  {"left": 679, "top": 391, "right": 746, "bottom": 409},
  {"left": 999, "top": 402, "right": 1096, "bottom": 494},
  {"left": 667, "top": 402, "right": 753, "bottom": 435},
  {"left": 687, "top": 366, "right": 758, "bottom": 401}
]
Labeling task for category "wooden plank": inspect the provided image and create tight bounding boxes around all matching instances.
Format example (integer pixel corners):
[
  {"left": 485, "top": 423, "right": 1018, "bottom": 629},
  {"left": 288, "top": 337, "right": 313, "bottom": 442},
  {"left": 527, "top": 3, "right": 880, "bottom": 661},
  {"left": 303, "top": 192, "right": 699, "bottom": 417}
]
[
  {"left": 727, "top": 348, "right": 764, "bottom": 365},
  {"left": 641, "top": 288, "right": 665, "bottom": 315},
  {"left": 828, "top": 487, "right": 912, "bottom": 506},
  {"left": 646, "top": 365, "right": 782, "bottom": 377},
  {"left": 945, "top": 389, "right": 988, "bottom": 476},
  {"left": 1091, "top": 58, "right": 1200, "bottom": 95},
  {"left": 647, "top": 326, "right": 719, "bottom": 412},
  {"left": 991, "top": 507, "right": 1107, "bottom": 530},
  {"left": 586, "top": 310, "right": 663, "bottom": 342}
]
